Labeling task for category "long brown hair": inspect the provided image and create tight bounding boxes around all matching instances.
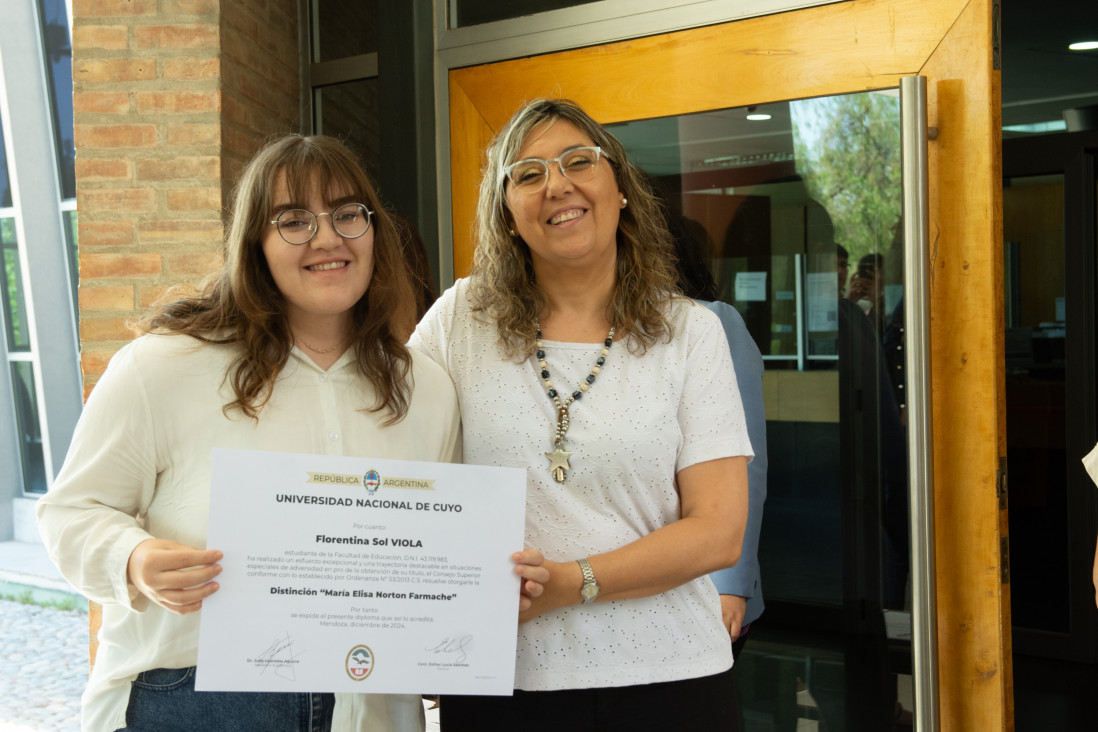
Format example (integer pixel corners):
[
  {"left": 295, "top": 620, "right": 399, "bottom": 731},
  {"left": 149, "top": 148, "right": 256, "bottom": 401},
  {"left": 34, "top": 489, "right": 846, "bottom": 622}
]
[
  {"left": 139, "top": 134, "right": 416, "bottom": 423},
  {"left": 468, "top": 98, "right": 679, "bottom": 358}
]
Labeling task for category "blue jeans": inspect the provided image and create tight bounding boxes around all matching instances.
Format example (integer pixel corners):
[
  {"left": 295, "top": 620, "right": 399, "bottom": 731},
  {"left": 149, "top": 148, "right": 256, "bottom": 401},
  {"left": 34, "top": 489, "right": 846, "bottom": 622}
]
[{"left": 121, "top": 667, "right": 334, "bottom": 732}]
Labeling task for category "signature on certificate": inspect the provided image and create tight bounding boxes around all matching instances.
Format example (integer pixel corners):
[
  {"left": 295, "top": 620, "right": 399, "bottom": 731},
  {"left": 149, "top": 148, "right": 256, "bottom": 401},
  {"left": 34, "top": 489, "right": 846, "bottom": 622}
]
[
  {"left": 252, "top": 632, "right": 304, "bottom": 680},
  {"left": 424, "top": 635, "right": 473, "bottom": 664}
]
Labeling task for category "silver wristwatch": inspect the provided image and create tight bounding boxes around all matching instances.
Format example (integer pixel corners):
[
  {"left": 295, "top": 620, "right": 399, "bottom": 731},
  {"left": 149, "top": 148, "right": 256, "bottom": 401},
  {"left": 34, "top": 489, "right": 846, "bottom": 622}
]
[{"left": 577, "top": 558, "right": 600, "bottom": 604}]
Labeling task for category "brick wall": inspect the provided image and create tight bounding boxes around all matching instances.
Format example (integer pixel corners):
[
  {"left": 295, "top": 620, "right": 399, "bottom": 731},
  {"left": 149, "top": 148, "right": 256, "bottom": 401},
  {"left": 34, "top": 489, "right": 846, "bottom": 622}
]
[
  {"left": 72, "top": 0, "right": 300, "bottom": 398},
  {"left": 72, "top": 0, "right": 300, "bottom": 662}
]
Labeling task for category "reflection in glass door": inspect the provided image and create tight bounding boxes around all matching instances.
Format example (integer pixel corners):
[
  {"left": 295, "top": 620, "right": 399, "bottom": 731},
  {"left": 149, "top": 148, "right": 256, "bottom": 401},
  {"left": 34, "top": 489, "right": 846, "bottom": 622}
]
[{"left": 608, "top": 90, "right": 915, "bottom": 730}]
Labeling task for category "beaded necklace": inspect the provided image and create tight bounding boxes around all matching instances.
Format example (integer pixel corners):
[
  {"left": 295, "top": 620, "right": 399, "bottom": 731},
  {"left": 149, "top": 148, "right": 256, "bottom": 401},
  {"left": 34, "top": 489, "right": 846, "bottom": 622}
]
[{"left": 535, "top": 323, "right": 615, "bottom": 483}]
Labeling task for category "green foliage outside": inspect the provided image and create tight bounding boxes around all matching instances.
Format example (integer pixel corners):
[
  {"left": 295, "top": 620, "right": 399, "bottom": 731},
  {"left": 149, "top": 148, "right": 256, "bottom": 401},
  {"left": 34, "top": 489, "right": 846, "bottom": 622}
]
[
  {"left": 1, "top": 587, "right": 86, "bottom": 613},
  {"left": 791, "top": 92, "right": 903, "bottom": 274}
]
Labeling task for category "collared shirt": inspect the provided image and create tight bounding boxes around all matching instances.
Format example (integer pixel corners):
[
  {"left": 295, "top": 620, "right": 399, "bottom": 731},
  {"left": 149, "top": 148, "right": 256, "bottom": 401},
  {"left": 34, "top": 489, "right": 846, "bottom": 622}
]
[{"left": 37, "top": 334, "right": 460, "bottom": 732}]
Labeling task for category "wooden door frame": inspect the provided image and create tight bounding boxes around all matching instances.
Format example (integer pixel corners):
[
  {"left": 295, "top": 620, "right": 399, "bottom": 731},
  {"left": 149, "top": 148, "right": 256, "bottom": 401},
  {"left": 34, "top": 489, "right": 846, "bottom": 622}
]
[{"left": 446, "top": 0, "right": 1007, "bottom": 728}]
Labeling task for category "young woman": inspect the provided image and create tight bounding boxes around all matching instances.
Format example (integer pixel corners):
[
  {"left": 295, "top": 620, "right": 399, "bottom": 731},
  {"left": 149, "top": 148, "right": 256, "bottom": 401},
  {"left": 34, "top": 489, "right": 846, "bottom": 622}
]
[
  {"left": 410, "top": 99, "right": 752, "bottom": 730},
  {"left": 37, "top": 135, "right": 461, "bottom": 732}
]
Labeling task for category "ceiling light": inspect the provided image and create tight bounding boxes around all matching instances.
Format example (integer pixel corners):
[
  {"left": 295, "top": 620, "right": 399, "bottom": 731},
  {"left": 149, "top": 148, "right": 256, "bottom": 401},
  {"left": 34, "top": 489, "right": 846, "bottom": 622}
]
[
  {"left": 745, "top": 106, "right": 771, "bottom": 121},
  {"left": 1068, "top": 41, "right": 1098, "bottom": 51}
]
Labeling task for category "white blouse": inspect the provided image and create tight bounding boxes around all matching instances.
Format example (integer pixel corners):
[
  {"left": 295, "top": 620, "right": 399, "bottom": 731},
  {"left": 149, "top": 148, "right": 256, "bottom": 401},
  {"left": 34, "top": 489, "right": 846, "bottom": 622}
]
[
  {"left": 36, "top": 334, "right": 461, "bottom": 732},
  {"left": 410, "top": 278, "right": 752, "bottom": 691}
]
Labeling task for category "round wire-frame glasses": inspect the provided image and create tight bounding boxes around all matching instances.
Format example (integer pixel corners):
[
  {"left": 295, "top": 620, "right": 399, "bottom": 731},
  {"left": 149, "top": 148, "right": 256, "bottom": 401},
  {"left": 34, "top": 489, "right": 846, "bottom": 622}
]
[
  {"left": 503, "top": 146, "right": 605, "bottom": 193},
  {"left": 269, "top": 203, "right": 373, "bottom": 245}
]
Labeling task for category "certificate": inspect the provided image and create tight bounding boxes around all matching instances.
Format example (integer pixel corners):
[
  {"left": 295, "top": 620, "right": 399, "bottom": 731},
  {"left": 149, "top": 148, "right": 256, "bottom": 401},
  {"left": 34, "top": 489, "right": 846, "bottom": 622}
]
[{"left": 196, "top": 448, "right": 526, "bottom": 695}]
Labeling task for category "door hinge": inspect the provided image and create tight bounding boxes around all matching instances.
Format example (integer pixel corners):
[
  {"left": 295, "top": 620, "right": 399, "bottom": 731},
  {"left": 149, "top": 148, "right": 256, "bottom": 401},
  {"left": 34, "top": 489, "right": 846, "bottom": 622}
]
[
  {"left": 1000, "top": 535, "right": 1010, "bottom": 584},
  {"left": 996, "top": 457, "right": 1008, "bottom": 510}
]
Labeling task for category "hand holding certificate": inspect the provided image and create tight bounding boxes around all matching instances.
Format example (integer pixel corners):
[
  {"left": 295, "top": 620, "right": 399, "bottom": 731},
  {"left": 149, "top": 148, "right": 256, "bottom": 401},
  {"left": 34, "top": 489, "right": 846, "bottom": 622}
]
[{"left": 197, "top": 449, "right": 526, "bottom": 695}]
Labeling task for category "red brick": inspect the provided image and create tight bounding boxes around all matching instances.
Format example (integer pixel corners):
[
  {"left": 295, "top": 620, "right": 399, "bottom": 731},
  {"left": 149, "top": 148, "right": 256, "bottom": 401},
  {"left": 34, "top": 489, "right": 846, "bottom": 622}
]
[
  {"left": 78, "top": 220, "right": 134, "bottom": 247},
  {"left": 137, "top": 219, "right": 223, "bottom": 243},
  {"left": 75, "top": 124, "right": 157, "bottom": 148},
  {"left": 80, "top": 317, "right": 140, "bottom": 341},
  {"left": 81, "top": 253, "right": 162, "bottom": 279},
  {"left": 136, "top": 90, "right": 220, "bottom": 114},
  {"left": 163, "top": 57, "right": 220, "bottom": 81},
  {"left": 79, "top": 285, "right": 134, "bottom": 310},
  {"left": 73, "top": 59, "right": 156, "bottom": 82},
  {"left": 80, "top": 350, "right": 116, "bottom": 378},
  {"left": 165, "top": 251, "right": 223, "bottom": 276},
  {"left": 74, "top": 0, "right": 157, "bottom": 17},
  {"left": 78, "top": 188, "right": 157, "bottom": 213},
  {"left": 162, "top": 0, "right": 218, "bottom": 16},
  {"left": 73, "top": 91, "right": 131, "bottom": 115},
  {"left": 136, "top": 156, "right": 219, "bottom": 181},
  {"left": 166, "top": 187, "right": 221, "bottom": 211},
  {"left": 135, "top": 25, "right": 218, "bottom": 50},
  {"left": 166, "top": 123, "right": 219, "bottom": 147},
  {"left": 72, "top": 25, "right": 129, "bottom": 50},
  {"left": 140, "top": 284, "right": 197, "bottom": 308},
  {"left": 75, "top": 158, "right": 132, "bottom": 181}
]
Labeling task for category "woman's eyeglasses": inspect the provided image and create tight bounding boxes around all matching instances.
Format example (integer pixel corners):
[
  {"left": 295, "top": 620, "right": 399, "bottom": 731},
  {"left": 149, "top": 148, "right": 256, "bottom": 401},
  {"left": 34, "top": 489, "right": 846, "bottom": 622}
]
[
  {"left": 269, "top": 203, "right": 373, "bottom": 245},
  {"left": 503, "top": 146, "right": 604, "bottom": 193}
]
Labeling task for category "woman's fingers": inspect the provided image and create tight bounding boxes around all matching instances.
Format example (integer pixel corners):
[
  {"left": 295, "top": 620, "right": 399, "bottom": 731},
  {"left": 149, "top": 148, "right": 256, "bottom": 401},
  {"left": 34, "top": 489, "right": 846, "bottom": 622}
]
[
  {"left": 128, "top": 539, "right": 224, "bottom": 613},
  {"left": 154, "top": 580, "right": 221, "bottom": 615}
]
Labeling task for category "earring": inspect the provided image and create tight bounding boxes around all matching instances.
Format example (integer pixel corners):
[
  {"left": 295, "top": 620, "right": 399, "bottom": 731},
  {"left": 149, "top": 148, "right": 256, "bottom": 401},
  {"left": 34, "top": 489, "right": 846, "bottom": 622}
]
[
  {"left": 620, "top": 197, "right": 628, "bottom": 208},
  {"left": 508, "top": 228, "right": 516, "bottom": 236}
]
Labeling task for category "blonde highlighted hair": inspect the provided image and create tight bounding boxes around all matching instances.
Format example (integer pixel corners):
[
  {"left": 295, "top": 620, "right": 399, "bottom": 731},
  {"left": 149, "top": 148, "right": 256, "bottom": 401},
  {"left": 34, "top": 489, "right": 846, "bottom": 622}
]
[
  {"left": 468, "top": 99, "right": 679, "bottom": 357},
  {"left": 139, "top": 134, "right": 416, "bottom": 423}
]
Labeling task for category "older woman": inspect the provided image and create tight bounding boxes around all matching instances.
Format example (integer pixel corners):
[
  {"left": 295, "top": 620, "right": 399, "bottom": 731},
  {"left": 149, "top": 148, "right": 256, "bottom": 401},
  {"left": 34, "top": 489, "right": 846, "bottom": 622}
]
[
  {"left": 36, "top": 135, "right": 460, "bottom": 732},
  {"left": 410, "top": 99, "right": 751, "bottom": 730}
]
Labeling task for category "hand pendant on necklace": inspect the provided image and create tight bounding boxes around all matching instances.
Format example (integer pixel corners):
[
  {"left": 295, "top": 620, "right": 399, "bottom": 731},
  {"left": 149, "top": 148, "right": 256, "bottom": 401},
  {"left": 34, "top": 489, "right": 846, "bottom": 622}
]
[{"left": 545, "top": 446, "right": 573, "bottom": 483}]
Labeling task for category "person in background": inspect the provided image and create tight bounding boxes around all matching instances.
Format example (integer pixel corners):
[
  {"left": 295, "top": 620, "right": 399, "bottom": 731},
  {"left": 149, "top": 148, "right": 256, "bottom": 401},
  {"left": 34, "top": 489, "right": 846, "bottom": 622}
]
[
  {"left": 846, "top": 252, "right": 886, "bottom": 329},
  {"left": 836, "top": 243, "right": 851, "bottom": 297},
  {"left": 666, "top": 207, "right": 767, "bottom": 659},
  {"left": 1085, "top": 443, "right": 1098, "bottom": 608},
  {"left": 411, "top": 98, "right": 751, "bottom": 731},
  {"left": 36, "top": 134, "right": 463, "bottom": 732}
]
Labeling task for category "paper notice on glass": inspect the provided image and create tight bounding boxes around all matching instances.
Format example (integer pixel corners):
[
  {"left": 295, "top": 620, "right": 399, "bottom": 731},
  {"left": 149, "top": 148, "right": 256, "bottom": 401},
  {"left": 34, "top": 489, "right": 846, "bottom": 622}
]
[
  {"left": 196, "top": 448, "right": 526, "bottom": 696},
  {"left": 806, "top": 272, "right": 840, "bottom": 332},
  {"left": 734, "top": 271, "right": 768, "bottom": 302}
]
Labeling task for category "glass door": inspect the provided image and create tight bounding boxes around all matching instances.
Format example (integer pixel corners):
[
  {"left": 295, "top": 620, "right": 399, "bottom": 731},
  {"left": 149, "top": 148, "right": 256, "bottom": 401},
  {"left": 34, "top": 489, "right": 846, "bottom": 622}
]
[
  {"left": 441, "top": 1, "right": 1007, "bottom": 726},
  {"left": 605, "top": 92, "right": 913, "bottom": 730}
]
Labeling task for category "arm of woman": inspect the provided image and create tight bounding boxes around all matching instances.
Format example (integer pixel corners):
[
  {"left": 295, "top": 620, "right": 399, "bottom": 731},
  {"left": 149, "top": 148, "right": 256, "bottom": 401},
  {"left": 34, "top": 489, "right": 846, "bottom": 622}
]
[
  {"left": 518, "top": 455, "right": 747, "bottom": 622},
  {"left": 706, "top": 301, "right": 767, "bottom": 639},
  {"left": 36, "top": 338, "right": 220, "bottom": 613},
  {"left": 1093, "top": 533, "right": 1098, "bottom": 609}
]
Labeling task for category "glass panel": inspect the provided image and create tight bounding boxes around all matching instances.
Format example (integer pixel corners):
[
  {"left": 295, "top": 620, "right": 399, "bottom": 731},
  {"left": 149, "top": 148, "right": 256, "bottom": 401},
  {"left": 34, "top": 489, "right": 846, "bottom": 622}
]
[
  {"left": 1, "top": 217, "right": 30, "bottom": 351},
  {"left": 608, "top": 89, "right": 914, "bottom": 729},
  {"left": 450, "top": 0, "right": 601, "bottom": 27},
  {"left": 63, "top": 208, "right": 79, "bottom": 338},
  {"left": 11, "top": 361, "right": 47, "bottom": 494},
  {"left": 314, "top": 0, "right": 377, "bottom": 61},
  {"left": 38, "top": 0, "right": 76, "bottom": 200},
  {"left": 314, "top": 78, "right": 380, "bottom": 181},
  {"left": 1003, "top": 174, "right": 1068, "bottom": 633},
  {"left": 0, "top": 115, "right": 11, "bottom": 208}
]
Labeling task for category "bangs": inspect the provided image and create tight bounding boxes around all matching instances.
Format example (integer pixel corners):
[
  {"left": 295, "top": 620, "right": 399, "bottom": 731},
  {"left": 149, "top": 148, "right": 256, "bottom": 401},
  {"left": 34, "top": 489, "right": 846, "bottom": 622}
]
[{"left": 267, "top": 142, "right": 370, "bottom": 212}]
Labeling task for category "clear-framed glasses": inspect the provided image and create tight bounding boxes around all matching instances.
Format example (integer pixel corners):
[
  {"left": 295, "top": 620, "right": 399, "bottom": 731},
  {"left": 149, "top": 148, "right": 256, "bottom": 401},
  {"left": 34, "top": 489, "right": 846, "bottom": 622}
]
[
  {"left": 503, "top": 146, "right": 604, "bottom": 193},
  {"left": 269, "top": 203, "right": 373, "bottom": 245}
]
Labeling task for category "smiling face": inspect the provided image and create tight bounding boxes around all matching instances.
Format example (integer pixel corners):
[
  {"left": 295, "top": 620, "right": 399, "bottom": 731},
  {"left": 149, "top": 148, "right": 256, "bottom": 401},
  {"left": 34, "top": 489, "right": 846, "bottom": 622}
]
[
  {"left": 505, "top": 119, "right": 624, "bottom": 274},
  {"left": 261, "top": 172, "right": 374, "bottom": 336}
]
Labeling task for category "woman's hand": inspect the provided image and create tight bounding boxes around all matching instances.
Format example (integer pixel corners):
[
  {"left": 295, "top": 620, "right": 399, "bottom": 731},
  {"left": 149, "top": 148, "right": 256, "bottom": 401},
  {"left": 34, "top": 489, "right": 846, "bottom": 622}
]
[
  {"left": 512, "top": 548, "right": 571, "bottom": 623},
  {"left": 1093, "top": 535, "right": 1098, "bottom": 609},
  {"left": 720, "top": 594, "right": 747, "bottom": 640},
  {"left": 127, "top": 538, "right": 223, "bottom": 615}
]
